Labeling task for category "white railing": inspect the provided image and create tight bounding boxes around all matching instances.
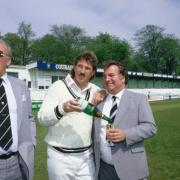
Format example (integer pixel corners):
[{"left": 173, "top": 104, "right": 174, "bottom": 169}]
[{"left": 30, "top": 88, "right": 180, "bottom": 102}]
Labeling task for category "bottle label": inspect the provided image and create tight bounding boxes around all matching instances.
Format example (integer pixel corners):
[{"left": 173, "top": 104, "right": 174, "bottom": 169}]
[
  {"left": 78, "top": 98, "right": 88, "bottom": 110},
  {"left": 77, "top": 98, "right": 111, "bottom": 122}
]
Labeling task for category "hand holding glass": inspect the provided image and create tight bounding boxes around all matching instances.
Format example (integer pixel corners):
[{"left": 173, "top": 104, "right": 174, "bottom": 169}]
[{"left": 106, "top": 123, "right": 114, "bottom": 146}]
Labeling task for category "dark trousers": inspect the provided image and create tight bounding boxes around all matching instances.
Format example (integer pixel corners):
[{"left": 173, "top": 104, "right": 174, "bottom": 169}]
[
  {"left": 98, "top": 159, "right": 148, "bottom": 180},
  {"left": 99, "top": 159, "right": 120, "bottom": 180}
]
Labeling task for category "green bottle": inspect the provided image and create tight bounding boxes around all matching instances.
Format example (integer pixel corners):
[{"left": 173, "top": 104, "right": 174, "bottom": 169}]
[{"left": 78, "top": 98, "right": 111, "bottom": 122}]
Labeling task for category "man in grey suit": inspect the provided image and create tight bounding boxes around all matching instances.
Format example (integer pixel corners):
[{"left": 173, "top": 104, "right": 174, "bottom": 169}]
[
  {"left": 0, "top": 39, "right": 36, "bottom": 180},
  {"left": 93, "top": 61, "right": 157, "bottom": 180}
]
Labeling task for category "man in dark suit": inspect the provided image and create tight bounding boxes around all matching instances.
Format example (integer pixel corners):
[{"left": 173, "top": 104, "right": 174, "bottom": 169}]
[
  {"left": 0, "top": 39, "right": 36, "bottom": 180},
  {"left": 93, "top": 61, "right": 157, "bottom": 180}
]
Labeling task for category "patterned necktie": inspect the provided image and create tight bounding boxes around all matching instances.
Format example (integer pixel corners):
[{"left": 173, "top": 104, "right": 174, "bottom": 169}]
[
  {"left": 109, "top": 96, "right": 118, "bottom": 123},
  {"left": 0, "top": 78, "right": 13, "bottom": 150}
]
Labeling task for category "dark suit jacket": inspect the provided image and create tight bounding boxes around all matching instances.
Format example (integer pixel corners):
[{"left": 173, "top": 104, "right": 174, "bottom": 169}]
[
  {"left": 93, "top": 89, "right": 157, "bottom": 180},
  {"left": 8, "top": 76, "right": 36, "bottom": 180}
]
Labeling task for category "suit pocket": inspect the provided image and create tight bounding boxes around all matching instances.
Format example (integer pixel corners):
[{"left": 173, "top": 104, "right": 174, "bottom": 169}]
[{"left": 131, "top": 146, "right": 145, "bottom": 153}]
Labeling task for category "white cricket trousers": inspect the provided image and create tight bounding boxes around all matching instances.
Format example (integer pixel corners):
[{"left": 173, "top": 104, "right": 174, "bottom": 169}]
[{"left": 47, "top": 146, "right": 95, "bottom": 180}]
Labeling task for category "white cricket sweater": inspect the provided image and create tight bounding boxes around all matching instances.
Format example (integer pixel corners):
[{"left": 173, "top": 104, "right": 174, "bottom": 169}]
[{"left": 38, "top": 74, "right": 99, "bottom": 149}]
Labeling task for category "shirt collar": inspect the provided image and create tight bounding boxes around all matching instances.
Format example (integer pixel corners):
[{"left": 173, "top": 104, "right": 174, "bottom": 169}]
[
  {"left": 108, "top": 88, "right": 125, "bottom": 100},
  {"left": 0, "top": 73, "right": 8, "bottom": 84},
  {"left": 64, "top": 74, "right": 92, "bottom": 93}
]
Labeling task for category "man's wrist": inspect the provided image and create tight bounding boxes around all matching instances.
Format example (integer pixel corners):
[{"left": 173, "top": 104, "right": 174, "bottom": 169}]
[{"left": 54, "top": 105, "right": 65, "bottom": 120}]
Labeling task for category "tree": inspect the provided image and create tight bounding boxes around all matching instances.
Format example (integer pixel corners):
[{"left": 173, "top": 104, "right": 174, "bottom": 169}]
[
  {"left": 31, "top": 34, "right": 58, "bottom": 62},
  {"left": 50, "top": 24, "right": 87, "bottom": 63},
  {"left": 127, "top": 54, "right": 147, "bottom": 72},
  {"left": 3, "top": 33, "right": 22, "bottom": 64},
  {"left": 134, "top": 25, "right": 164, "bottom": 73},
  {"left": 18, "top": 21, "right": 35, "bottom": 65},
  {"left": 158, "top": 36, "right": 180, "bottom": 74},
  {"left": 134, "top": 25, "right": 180, "bottom": 74},
  {"left": 87, "top": 33, "right": 131, "bottom": 67}
]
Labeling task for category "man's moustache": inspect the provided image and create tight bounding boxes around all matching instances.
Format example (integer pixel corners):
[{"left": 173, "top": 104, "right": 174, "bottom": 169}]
[{"left": 79, "top": 73, "right": 85, "bottom": 77}]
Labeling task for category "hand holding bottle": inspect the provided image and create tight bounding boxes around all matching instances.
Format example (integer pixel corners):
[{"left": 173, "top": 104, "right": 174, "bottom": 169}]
[
  {"left": 91, "top": 89, "right": 107, "bottom": 105},
  {"left": 77, "top": 98, "right": 111, "bottom": 121},
  {"left": 62, "top": 99, "right": 82, "bottom": 113}
]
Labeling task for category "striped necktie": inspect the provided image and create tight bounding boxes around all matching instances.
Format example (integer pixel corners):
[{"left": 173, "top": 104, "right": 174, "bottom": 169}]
[
  {"left": 0, "top": 78, "right": 13, "bottom": 150},
  {"left": 109, "top": 96, "right": 118, "bottom": 123}
]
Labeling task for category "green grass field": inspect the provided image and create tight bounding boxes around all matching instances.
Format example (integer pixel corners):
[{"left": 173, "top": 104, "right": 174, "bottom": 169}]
[{"left": 33, "top": 99, "right": 180, "bottom": 180}]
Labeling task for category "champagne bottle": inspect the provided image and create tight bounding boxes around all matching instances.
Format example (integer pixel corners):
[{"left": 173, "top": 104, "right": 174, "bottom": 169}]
[{"left": 78, "top": 98, "right": 111, "bottom": 122}]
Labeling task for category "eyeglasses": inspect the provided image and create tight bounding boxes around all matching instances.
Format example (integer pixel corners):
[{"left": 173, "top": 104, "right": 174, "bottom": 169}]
[{"left": 0, "top": 50, "right": 12, "bottom": 59}]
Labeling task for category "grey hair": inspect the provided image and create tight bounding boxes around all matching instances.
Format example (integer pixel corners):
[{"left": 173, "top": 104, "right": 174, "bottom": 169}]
[{"left": 0, "top": 39, "right": 13, "bottom": 57}]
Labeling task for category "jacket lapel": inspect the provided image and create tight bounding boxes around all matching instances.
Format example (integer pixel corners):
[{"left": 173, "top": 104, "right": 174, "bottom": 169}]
[
  {"left": 113, "top": 90, "right": 131, "bottom": 127},
  {"left": 8, "top": 76, "right": 22, "bottom": 130}
]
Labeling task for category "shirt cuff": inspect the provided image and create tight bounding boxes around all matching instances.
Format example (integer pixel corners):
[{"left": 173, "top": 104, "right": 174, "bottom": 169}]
[{"left": 54, "top": 105, "right": 65, "bottom": 120}]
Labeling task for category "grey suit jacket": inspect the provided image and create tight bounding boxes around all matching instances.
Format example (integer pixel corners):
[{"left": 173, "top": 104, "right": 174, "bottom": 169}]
[
  {"left": 8, "top": 76, "right": 36, "bottom": 180},
  {"left": 93, "top": 89, "right": 157, "bottom": 180}
]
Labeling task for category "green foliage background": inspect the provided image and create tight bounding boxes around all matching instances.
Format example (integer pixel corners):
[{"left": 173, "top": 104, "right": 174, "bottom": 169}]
[{"left": 1, "top": 22, "right": 180, "bottom": 75}]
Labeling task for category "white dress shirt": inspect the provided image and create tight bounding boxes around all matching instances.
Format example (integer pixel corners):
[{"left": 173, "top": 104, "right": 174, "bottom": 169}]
[
  {"left": 0, "top": 74, "right": 18, "bottom": 154},
  {"left": 100, "top": 89, "right": 125, "bottom": 164}
]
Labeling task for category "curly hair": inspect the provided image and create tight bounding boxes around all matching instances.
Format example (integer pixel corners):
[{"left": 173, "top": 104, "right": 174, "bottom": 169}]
[{"left": 71, "top": 50, "right": 98, "bottom": 81}]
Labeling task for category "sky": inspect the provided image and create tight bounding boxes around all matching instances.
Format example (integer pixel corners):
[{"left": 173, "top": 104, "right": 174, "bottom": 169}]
[{"left": 1, "top": 0, "right": 180, "bottom": 46}]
